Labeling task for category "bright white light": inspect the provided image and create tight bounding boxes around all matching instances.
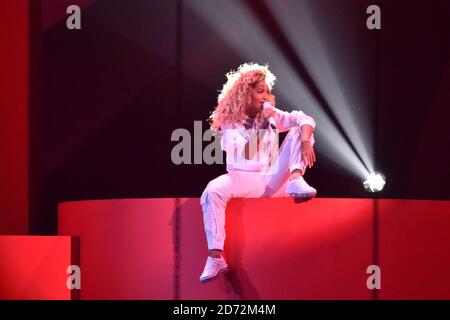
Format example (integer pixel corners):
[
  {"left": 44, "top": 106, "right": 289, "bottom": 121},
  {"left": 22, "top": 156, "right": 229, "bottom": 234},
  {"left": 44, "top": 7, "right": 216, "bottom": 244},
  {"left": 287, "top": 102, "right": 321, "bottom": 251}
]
[{"left": 363, "top": 172, "right": 386, "bottom": 192}]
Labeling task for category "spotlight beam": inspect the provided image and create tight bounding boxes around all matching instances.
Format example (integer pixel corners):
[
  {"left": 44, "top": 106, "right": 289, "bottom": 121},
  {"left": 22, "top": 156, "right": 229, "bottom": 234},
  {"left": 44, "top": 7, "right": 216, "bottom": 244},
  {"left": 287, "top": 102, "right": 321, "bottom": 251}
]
[
  {"left": 186, "top": 0, "right": 369, "bottom": 178},
  {"left": 245, "top": 0, "right": 370, "bottom": 174}
]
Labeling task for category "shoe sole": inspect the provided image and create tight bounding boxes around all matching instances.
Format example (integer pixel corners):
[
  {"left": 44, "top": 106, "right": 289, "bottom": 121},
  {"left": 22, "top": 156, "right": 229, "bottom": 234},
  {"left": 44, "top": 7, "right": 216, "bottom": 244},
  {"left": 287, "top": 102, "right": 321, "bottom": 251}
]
[
  {"left": 199, "top": 267, "right": 229, "bottom": 283},
  {"left": 287, "top": 191, "right": 317, "bottom": 199}
]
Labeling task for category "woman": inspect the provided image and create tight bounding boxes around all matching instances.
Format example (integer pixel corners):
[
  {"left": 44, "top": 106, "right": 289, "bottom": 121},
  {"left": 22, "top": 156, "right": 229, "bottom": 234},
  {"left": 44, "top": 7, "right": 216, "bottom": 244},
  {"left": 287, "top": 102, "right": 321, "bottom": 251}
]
[{"left": 199, "top": 63, "right": 317, "bottom": 282}]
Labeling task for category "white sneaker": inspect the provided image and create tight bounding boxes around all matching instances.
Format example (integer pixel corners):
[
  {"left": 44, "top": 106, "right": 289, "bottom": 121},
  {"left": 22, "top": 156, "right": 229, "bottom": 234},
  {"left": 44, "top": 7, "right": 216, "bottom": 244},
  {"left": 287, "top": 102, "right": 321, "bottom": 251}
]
[
  {"left": 286, "top": 176, "right": 317, "bottom": 199},
  {"left": 199, "top": 256, "right": 228, "bottom": 283}
]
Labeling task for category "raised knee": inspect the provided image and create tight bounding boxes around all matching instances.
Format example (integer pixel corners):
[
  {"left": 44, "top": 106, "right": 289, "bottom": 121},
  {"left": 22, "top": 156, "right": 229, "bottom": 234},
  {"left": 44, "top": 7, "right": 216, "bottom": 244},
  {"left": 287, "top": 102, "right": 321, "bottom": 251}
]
[
  {"left": 200, "top": 184, "right": 218, "bottom": 211},
  {"left": 203, "top": 183, "right": 223, "bottom": 199},
  {"left": 292, "top": 127, "right": 315, "bottom": 145},
  {"left": 200, "top": 188, "right": 210, "bottom": 212},
  {"left": 200, "top": 182, "right": 229, "bottom": 207},
  {"left": 289, "top": 126, "right": 300, "bottom": 134}
]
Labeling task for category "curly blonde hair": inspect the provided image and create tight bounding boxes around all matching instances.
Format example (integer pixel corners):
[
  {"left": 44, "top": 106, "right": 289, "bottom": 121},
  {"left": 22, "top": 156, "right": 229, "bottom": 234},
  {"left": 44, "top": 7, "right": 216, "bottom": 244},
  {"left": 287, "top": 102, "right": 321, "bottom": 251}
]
[{"left": 209, "top": 63, "right": 276, "bottom": 132}]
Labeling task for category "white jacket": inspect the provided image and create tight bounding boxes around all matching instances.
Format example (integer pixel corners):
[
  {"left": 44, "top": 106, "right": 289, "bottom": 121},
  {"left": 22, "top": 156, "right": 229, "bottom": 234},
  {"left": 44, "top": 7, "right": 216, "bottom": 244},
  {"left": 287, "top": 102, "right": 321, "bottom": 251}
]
[{"left": 220, "top": 107, "right": 316, "bottom": 173}]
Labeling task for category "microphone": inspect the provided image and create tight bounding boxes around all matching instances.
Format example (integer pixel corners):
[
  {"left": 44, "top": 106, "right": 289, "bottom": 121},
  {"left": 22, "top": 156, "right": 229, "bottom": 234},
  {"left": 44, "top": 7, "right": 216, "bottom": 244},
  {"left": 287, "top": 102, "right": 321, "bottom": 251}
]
[{"left": 263, "top": 101, "right": 276, "bottom": 129}]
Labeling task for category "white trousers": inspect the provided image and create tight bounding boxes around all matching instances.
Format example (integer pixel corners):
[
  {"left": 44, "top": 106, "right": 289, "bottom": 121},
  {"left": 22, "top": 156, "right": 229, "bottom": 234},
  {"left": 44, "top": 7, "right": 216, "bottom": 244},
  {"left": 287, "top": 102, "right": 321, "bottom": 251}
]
[{"left": 200, "top": 126, "right": 314, "bottom": 250}]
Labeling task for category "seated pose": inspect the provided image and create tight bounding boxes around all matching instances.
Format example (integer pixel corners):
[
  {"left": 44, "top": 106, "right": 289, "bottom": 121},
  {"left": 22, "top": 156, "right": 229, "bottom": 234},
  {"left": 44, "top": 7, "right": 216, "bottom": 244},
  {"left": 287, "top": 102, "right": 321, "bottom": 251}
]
[{"left": 199, "top": 63, "right": 317, "bottom": 282}]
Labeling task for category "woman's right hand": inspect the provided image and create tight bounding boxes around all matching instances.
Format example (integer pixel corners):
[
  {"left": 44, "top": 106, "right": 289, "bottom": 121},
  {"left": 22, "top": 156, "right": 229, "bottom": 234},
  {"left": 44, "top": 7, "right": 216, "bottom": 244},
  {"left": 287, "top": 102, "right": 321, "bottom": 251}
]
[
  {"left": 262, "top": 107, "right": 275, "bottom": 119},
  {"left": 262, "top": 93, "right": 276, "bottom": 119}
]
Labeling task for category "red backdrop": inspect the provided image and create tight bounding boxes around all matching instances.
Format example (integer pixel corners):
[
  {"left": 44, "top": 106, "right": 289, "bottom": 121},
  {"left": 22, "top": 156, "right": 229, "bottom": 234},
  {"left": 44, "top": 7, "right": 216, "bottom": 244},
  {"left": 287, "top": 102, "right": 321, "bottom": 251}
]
[{"left": 0, "top": 0, "right": 29, "bottom": 234}]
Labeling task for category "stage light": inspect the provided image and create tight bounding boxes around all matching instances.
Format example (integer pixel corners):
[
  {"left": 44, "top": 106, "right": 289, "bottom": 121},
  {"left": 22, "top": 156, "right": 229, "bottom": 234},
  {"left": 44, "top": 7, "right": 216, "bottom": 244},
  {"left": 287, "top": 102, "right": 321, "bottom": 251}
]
[{"left": 363, "top": 172, "right": 386, "bottom": 192}]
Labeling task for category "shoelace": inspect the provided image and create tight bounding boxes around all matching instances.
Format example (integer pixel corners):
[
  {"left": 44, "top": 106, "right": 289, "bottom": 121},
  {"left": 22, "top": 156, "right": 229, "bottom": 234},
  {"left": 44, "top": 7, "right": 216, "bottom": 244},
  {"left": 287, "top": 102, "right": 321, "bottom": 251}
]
[{"left": 210, "top": 257, "right": 224, "bottom": 265}]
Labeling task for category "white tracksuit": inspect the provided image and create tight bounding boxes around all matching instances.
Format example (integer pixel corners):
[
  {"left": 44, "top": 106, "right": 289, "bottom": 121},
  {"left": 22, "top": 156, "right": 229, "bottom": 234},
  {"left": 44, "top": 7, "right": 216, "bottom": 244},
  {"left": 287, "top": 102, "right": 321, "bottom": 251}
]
[{"left": 200, "top": 107, "right": 316, "bottom": 250}]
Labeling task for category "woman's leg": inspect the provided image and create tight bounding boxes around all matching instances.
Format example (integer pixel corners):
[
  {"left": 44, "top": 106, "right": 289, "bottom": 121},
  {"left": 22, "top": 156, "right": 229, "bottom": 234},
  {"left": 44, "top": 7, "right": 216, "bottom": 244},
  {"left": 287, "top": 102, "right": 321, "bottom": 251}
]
[
  {"left": 263, "top": 126, "right": 315, "bottom": 198},
  {"left": 199, "top": 172, "right": 264, "bottom": 282},
  {"left": 200, "top": 172, "right": 264, "bottom": 252}
]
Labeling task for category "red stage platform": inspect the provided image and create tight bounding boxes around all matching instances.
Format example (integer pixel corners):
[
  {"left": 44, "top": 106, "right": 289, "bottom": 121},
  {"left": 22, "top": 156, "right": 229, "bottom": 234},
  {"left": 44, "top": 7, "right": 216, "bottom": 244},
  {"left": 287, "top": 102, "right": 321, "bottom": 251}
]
[
  {"left": 54, "top": 197, "right": 450, "bottom": 300},
  {"left": 0, "top": 235, "right": 79, "bottom": 300}
]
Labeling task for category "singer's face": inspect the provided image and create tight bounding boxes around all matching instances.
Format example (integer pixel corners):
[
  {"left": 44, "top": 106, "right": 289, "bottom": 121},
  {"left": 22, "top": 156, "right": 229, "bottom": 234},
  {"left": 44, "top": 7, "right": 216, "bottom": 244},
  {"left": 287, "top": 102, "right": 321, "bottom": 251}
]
[{"left": 248, "top": 80, "right": 270, "bottom": 115}]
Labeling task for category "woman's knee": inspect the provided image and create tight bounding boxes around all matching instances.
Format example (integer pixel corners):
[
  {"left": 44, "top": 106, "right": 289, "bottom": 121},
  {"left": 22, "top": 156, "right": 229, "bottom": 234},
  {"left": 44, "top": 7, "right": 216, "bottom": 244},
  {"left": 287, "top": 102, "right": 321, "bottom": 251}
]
[
  {"left": 289, "top": 126, "right": 315, "bottom": 146},
  {"left": 203, "top": 182, "right": 227, "bottom": 200},
  {"left": 200, "top": 176, "right": 231, "bottom": 210}
]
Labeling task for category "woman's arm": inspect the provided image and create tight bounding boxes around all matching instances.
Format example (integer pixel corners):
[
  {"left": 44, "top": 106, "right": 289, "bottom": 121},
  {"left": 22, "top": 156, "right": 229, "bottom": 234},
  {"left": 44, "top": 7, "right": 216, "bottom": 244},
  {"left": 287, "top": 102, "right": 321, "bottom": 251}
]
[
  {"left": 300, "top": 124, "right": 316, "bottom": 169},
  {"left": 273, "top": 108, "right": 316, "bottom": 133}
]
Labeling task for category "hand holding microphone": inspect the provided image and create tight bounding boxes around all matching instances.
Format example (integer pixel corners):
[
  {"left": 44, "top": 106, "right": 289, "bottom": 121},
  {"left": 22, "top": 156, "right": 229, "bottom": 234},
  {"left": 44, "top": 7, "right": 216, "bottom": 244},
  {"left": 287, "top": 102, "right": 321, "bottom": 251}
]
[{"left": 262, "top": 101, "right": 276, "bottom": 129}]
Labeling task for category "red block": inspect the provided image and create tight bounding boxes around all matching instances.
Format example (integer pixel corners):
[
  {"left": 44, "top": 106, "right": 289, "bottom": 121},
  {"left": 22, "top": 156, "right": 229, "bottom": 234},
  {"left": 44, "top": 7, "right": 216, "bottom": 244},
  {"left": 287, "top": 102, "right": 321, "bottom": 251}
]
[
  {"left": 378, "top": 199, "right": 450, "bottom": 299},
  {"left": 0, "top": 236, "right": 79, "bottom": 300},
  {"left": 58, "top": 199, "right": 175, "bottom": 299}
]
